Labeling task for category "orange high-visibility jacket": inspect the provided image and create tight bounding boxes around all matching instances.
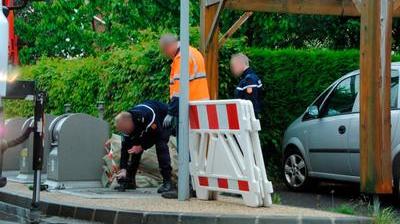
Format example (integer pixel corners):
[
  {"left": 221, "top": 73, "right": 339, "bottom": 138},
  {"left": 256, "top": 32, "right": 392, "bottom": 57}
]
[{"left": 169, "top": 46, "right": 210, "bottom": 101}]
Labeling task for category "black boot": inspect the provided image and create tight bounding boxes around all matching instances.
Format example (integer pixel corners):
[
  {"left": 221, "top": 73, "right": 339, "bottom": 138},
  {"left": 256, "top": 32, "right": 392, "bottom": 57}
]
[
  {"left": 161, "top": 189, "right": 178, "bottom": 199},
  {"left": 157, "top": 180, "right": 174, "bottom": 194},
  {"left": 115, "top": 178, "right": 136, "bottom": 192}
]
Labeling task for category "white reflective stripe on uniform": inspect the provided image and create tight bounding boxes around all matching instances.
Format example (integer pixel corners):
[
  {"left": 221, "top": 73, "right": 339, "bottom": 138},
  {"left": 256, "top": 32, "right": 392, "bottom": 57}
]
[
  {"left": 236, "top": 84, "right": 263, "bottom": 91},
  {"left": 172, "top": 73, "right": 206, "bottom": 82},
  {"left": 190, "top": 73, "right": 207, "bottom": 80},
  {"left": 135, "top": 104, "right": 156, "bottom": 130}
]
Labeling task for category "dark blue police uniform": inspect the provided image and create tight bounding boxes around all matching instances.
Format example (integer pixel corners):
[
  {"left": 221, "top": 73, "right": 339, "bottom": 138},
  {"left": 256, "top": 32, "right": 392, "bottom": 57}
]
[
  {"left": 120, "top": 100, "right": 172, "bottom": 184},
  {"left": 234, "top": 68, "right": 263, "bottom": 118}
]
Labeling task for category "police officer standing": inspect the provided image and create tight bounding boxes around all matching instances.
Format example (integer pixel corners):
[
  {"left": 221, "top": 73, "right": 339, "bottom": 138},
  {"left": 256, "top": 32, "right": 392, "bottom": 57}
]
[
  {"left": 230, "top": 53, "right": 263, "bottom": 118},
  {"left": 159, "top": 34, "right": 210, "bottom": 199},
  {"left": 114, "top": 100, "right": 174, "bottom": 193}
]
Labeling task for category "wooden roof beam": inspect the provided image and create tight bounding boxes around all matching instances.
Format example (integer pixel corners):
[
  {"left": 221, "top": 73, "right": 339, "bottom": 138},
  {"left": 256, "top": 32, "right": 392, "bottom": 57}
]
[
  {"left": 225, "top": 0, "right": 400, "bottom": 17},
  {"left": 219, "top": 11, "right": 254, "bottom": 48},
  {"left": 205, "top": 0, "right": 226, "bottom": 50},
  {"left": 352, "top": 0, "right": 362, "bottom": 13},
  {"left": 394, "top": 0, "right": 400, "bottom": 10}
]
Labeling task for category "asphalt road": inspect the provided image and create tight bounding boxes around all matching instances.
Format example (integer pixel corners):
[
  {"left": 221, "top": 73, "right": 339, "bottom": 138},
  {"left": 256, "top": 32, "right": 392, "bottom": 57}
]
[{"left": 275, "top": 180, "right": 398, "bottom": 216}]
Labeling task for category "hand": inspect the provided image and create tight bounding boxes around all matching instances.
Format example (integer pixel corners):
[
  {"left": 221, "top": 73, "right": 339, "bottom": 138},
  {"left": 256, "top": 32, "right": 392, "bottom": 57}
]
[
  {"left": 116, "top": 169, "right": 127, "bottom": 179},
  {"left": 104, "top": 139, "right": 112, "bottom": 149},
  {"left": 128, "top": 145, "right": 143, "bottom": 154},
  {"left": 163, "top": 115, "right": 174, "bottom": 128}
]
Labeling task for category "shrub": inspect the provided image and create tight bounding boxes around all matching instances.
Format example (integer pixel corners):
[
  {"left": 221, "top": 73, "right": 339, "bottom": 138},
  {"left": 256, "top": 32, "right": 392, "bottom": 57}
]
[{"left": 7, "top": 42, "right": 399, "bottom": 179}]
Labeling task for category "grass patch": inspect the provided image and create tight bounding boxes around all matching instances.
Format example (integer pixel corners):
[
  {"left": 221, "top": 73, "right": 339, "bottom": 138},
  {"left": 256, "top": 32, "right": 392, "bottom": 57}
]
[
  {"left": 272, "top": 193, "right": 282, "bottom": 204},
  {"left": 329, "top": 203, "right": 356, "bottom": 215},
  {"left": 374, "top": 208, "right": 399, "bottom": 224}
]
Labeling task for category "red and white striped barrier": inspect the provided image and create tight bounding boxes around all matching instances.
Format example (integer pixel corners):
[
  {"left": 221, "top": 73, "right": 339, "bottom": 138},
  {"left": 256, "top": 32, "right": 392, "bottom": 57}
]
[{"left": 189, "top": 100, "right": 273, "bottom": 207}]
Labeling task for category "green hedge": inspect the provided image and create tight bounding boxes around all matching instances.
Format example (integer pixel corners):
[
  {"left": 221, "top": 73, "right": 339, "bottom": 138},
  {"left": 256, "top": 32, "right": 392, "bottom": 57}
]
[{"left": 7, "top": 43, "right": 399, "bottom": 180}]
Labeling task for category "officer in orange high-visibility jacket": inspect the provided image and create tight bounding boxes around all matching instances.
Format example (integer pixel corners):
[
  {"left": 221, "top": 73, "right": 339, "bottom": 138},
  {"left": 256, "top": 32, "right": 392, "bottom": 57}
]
[
  {"left": 160, "top": 34, "right": 210, "bottom": 128},
  {"left": 159, "top": 33, "right": 210, "bottom": 199}
]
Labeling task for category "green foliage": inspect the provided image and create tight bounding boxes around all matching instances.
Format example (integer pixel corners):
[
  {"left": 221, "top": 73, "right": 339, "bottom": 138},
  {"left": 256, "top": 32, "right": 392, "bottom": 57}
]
[
  {"left": 18, "top": 0, "right": 400, "bottom": 65},
  {"left": 9, "top": 44, "right": 400, "bottom": 178},
  {"left": 271, "top": 193, "right": 282, "bottom": 205},
  {"left": 374, "top": 208, "right": 400, "bottom": 224},
  {"left": 330, "top": 203, "right": 356, "bottom": 215},
  {"left": 15, "top": 0, "right": 188, "bottom": 64}
]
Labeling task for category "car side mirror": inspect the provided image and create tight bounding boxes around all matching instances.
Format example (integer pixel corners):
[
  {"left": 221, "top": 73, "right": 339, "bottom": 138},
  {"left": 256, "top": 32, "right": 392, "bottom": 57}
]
[
  {"left": 2, "top": 6, "right": 9, "bottom": 18},
  {"left": 307, "top": 105, "right": 319, "bottom": 118}
]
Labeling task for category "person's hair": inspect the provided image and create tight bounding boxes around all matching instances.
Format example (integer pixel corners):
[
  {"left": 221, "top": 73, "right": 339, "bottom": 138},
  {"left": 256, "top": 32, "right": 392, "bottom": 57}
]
[
  {"left": 115, "top": 112, "right": 131, "bottom": 125},
  {"left": 160, "top": 33, "right": 178, "bottom": 46},
  {"left": 231, "top": 53, "right": 250, "bottom": 66}
]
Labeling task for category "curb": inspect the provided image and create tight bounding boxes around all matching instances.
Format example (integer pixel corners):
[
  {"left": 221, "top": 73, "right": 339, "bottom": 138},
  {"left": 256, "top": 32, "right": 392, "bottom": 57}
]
[{"left": 0, "top": 191, "right": 373, "bottom": 224}]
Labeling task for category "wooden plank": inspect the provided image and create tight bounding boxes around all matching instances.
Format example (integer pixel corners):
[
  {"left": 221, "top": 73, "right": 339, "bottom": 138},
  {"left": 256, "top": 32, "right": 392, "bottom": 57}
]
[
  {"left": 219, "top": 11, "right": 253, "bottom": 48},
  {"left": 206, "top": 0, "right": 221, "bottom": 6},
  {"left": 394, "top": 0, "right": 400, "bottom": 10},
  {"left": 200, "top": 1, "right": 220, "bottom": 99},
  {"left": 352, "top": 0, "right": 362, "bottom": 12},
  {"left": 225, "top": 0, "right": 400, "bottom": 17},
  {"left": 359, "top": 0, "right": 393, "bottom": 194},
  {"left": 205, "top": 0, "right": 226, "bottom": 50}
]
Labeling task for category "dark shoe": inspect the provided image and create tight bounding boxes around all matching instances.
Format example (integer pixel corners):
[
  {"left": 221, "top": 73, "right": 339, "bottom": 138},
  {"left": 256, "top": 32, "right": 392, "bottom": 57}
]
[
  {"left": 115, "top": 181, "right": 136, "bottom": 192},
  {"left": 190, "top": 189, "right": 196, "bottom": 198},
  {"left": 161, "top": 190, "right": 178, "bottom": 199},
  {"left": 125, "top": 182, "right": 137, "bottom": 190},
  {"left": 114, "top": 185, "right": 126, "bottom": 192},
  {"left": 157, "top": 181, "right": 174, "bottom": 193}
]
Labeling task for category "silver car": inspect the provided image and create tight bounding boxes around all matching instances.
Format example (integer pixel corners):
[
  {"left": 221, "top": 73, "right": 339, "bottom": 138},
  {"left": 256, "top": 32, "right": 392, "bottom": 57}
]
[{"left": 282, "top": 63, "right": 400, "bottom": 195}]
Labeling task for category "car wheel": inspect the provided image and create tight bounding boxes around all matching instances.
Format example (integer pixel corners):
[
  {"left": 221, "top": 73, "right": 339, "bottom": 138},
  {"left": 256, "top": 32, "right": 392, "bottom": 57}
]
[
  {"left": 393, "top": 154, "right": 400, "bottom": 202},
  {"left": 283, "top": 148, "right": 311, "bottom": 191}
]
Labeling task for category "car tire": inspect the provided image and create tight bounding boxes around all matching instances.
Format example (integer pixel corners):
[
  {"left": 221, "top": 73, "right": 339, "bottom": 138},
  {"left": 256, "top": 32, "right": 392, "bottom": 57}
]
[
  {"left": 393, "top": 154, "right": 400, "bottom": 202},
  {"left": 283, "top": 148, "right": 312, "bottom": 191}
]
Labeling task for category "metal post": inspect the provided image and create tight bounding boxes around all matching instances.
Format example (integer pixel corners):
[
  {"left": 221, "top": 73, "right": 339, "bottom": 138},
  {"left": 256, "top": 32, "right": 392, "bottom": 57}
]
[
  {"left": 97, "top": 101, "right": 105, "bottom": 120},
  {"left": 359, "top": 0, "right": 393, "bottom": 194},
  {"left": 31, "top": 91, "right": 45, "bottom": 209},
  {"left": 64, "top": 103, "right": 71, "bottom": 113},
  {"left": 0, "top": 98, "right": 4, "bottom": 177},
  {"left": 0, "top": 97, "right": 7, "bottom": 188},
  {"left": 178, "top": 0, "right": 190, "bottom": 201}
]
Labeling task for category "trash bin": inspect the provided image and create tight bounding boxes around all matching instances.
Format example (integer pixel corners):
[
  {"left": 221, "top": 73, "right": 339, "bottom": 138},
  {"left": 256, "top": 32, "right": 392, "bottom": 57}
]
[
  {"left": 46, "top": 113, "right": 109, "bottom": 189},
  {"left": 16, "top": 114, "right": 55, "bottom": 182},
  {"left": 3, "top": 117, "right": 26, "bottom": 171}
]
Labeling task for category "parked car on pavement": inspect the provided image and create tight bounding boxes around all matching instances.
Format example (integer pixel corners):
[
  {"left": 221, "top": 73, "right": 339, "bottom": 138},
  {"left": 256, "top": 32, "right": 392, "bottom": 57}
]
[{"left": 282, "top": 63, "right": 400, "bottom": 197}]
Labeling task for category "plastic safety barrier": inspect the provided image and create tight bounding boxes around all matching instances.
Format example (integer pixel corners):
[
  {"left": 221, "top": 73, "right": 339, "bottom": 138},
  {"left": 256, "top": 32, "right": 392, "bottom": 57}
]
[{"left": 189, "top": 100, "right": 273, "bottom": 207}]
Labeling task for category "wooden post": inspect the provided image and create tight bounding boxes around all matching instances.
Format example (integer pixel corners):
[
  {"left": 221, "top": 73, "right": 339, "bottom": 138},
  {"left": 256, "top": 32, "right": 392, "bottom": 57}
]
[
  {"left": 359, "top": 0, "right": 393, "bottom": 194},
  {"left": 200, "top": 0, "right": 220, "bottom": 99}
]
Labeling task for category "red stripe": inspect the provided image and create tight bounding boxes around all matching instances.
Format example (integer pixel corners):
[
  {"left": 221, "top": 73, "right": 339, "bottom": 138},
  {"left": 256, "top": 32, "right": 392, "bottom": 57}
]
[
  {"left": 189, "top": 105, "right": 200, "bottom": 129},
  {"left": 238, "top": 180, "right": 249, "bottom": 191},
  {"left": 217, "top": 178, "right": 228, "bottom": 189},
  {"left": 198, "top": 176, "right": 209, "bottom": 187},
  {"left": 206, "top": 105, "right": 219, "bottom": 129},
  {"left": 226, "top": 104, "right": 240, "bottom": 130}
]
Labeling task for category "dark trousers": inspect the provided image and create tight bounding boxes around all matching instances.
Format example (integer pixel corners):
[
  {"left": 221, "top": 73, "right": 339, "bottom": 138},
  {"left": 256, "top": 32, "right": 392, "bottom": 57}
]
[{"left": 125, "top": 130, "right": 172, "bottom": 183}]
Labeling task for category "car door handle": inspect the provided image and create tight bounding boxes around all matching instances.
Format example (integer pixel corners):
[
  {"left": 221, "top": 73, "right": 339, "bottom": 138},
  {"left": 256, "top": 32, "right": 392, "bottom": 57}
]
[{"left": 338, "top": 125, "right": 346, "bottom": 135}]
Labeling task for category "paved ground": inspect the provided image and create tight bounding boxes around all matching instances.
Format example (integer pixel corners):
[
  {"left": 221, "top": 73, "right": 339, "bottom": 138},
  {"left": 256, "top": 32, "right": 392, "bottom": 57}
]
[
  {"left": 275, "top": 180, "right": 399, "bottom": 216},
  {"left": 1, "top": 182, "right": 352, "bottom": 218}
]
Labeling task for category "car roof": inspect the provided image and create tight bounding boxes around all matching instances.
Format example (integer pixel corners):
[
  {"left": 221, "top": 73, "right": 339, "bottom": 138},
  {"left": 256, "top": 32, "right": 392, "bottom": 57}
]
[{"left": 337, "top": 62, "right": 400, "bottom": 83}]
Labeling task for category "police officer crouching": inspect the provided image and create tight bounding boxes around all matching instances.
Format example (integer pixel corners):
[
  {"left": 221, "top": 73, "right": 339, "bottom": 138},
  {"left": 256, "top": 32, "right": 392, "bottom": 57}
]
[{"left": 114, "top": 100, "right": 174, "bottom": 193}]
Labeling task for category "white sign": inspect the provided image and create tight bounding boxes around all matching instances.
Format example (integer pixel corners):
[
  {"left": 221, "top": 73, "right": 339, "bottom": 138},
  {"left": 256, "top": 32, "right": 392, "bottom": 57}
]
[{"left": 0, "top": 3, "right": 9, "bottom": 97}]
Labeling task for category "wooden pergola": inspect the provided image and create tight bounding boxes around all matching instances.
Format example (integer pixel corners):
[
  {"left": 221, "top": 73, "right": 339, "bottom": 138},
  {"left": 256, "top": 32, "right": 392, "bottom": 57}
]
[{"left": 199, "top": 0, "right": 397, "bottom": 194}]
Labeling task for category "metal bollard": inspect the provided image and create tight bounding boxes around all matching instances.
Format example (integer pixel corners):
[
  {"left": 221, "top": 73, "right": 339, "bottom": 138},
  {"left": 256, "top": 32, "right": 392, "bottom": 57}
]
[{"left": 97, "top": 101, "right": 105, "bottom": 120}]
